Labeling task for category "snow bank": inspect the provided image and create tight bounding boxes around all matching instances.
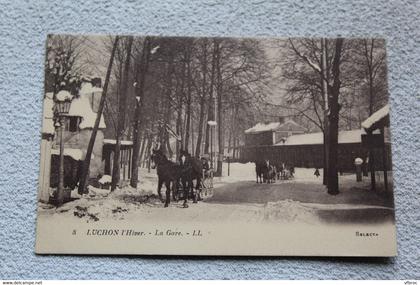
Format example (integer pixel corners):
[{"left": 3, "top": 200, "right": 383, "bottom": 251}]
[
  {"left": 362, "top": 104, "right": 390, "bottom": 130},
  {"left": 263, "top": 200, "right": 320, "bottom": 224},
  {"left": 88, "top": 185, "right": 110, "bottom": 197},
  {"left": 221, "top": 162, "right": 256, "bottom": 183},
  {"left": 51, "top": 148, "right": 83, "bottom": 160},
  {"left": 98, "top": 175, "right": 112, "bottom": 184}
]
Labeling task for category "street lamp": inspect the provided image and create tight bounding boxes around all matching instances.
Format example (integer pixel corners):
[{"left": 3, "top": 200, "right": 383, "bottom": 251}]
[
  {"left": 53, "top": 90, "right": 74, "bottom": 206},
  {"left": 207, "top": 120, "right": 217, "bottom": 170}
]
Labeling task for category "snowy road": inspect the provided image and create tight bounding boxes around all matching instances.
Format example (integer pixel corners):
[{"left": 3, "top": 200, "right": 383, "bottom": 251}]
[
  {"left": 206, "top": 180, "right": 394, "bottom": 224},
  {"left": 38, "top": 163, "right": 394, "bottom": 225},
  {"left": 209, "top": 179, "right": 393, "bottom": 207}
]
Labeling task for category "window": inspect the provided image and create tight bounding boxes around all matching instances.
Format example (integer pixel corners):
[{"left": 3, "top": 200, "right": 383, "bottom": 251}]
[{"left": 65, "top": 117, "right": 81, "bottom": 132}]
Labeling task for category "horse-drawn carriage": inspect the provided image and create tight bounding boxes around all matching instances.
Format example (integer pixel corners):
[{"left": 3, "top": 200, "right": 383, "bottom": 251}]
[
  {"left": 255, "top": 160, "right": 294, "bottom": 183},
  {"left": 173, "top": 167, "right": 214, "bottom": 201},
  {"left": 150, "top": 148, "right": 213, "bottom": 208}
]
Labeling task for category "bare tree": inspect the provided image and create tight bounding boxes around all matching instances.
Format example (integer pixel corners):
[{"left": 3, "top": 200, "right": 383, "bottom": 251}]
[
  {"left": 111, "top": 36, "right": 134, "bottom": 191},
  {"left": 281, "top": 38, "right": 345, "bottom": 194},
  {"left": 130, "top": 37, "right": 152, "bottom": 188},
  {"left": 78, "top": 36, "right": 119, "bottom": 194},
  {"left": 45, "top": 35, "right": 87, "bottom": 95}
]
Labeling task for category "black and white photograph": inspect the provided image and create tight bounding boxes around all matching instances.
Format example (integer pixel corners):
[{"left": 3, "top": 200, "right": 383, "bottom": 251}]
[{"left": 35, "top": 35, "right": 396, "bottom": 256}]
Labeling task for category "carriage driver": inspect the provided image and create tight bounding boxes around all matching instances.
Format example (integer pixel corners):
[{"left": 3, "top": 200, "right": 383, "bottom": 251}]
[{"left": 200, "top": 154, "right": 211, "bottom": 178}]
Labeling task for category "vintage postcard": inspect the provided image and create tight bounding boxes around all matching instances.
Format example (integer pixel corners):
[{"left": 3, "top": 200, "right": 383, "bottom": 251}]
[{"left": 35, "top": 35, "right": 396, "bottom": 256}]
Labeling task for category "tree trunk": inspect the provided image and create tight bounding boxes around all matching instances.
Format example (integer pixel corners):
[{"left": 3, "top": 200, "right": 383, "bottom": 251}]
[
  {"left": 320, "top": 37, "right": 329, "bottom": 186},
  {"left": 364, "top": 39, "right": 375, "bottom": 116},
  {"left": 327, "top": 38, "right": 344, "bottom": 195},
  {"left": 138, "top": 134, "right": 147, "bottom": 167},
  {"left": 111, "top": 36, "right": 133, "bottom": 191},
  {"left": 184, "top": 48, "right": 192, "bottom": 153},
  {"left": 176, "top": 104, "right": 183, "bottom": 159},
  {"left": 176, "top": 58, "right": 186, "bottom": 158},
  {"left": 78, "top": 36, "right": 119, "bottom": 194},
  {"left": 163, "top": 57, "right": 175, "bottom": 158},
  {"left": 195, "top": 40, "right": 208, "bottom": 158},
  {"left": 190, "top": 117, "right": 195, "bottom": 157},
  {"left": 215, "top": 41, "right": 224, "bottom": 177},
  {"left": 232, "top": 135, "right": 237, "bottom": 159},
  {"left": 204, "top": 41, "right": 217, "bottom": 155},
  {"left": 130, "top": 37, "right": 151, "bottom": 188}
]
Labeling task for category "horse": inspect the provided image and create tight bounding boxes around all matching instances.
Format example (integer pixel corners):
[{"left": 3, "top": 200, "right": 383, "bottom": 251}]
[
  {"left": 150, "top": 148, "right": 187, "bottom": 208},
  {"left": 263, "top": 160, "right": 276, "bottom": 184},
  {"left": 178, "top": 150, "right": 203, "bottom": 203},
  {"left": 267, "top": 164, "right": 277, "bottom": 183},
  {"left": 255, "top": 160, "right": 272, "bottom": 183},
  {"left": 278, "top": 162, "right": 288, "bottom": 180}
]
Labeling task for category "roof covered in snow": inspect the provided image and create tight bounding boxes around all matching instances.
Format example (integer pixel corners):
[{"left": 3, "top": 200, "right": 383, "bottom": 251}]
[
  {"left": 275, "top": 129, "right": 366, "bottom": 146},
  {"left": 80, "top": 82, "right": 103, "bottom": 95},
  {"left": 68, "top": 95, "right": 106, "bottom": 129},
  {"left": 51, "top": 148, "right": 83, "bottom": 160},
  {"left": 41, "top": 84, "right": 106, "bottom": 135},
  {"left": 245, "top": 119, "right": 305, "bottom": 134},
  {"left": 361, "top": 104, "right": 390, "bottom": 131}
]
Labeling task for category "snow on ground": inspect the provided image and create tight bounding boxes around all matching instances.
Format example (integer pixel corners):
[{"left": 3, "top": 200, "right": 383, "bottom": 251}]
[
  {"left": 98, "top": 175, "right": 112, "bottom": 184},
  {"left": 38, "top": 162, "right": 393, "bottom": 225},
  {"left": 219, "top": 162, "right": 323, "bottom": 184}
]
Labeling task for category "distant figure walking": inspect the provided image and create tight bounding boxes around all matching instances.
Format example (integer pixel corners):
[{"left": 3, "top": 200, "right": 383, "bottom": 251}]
[{"left": 314, "top": 168, "right": 320, "bottom": 178}]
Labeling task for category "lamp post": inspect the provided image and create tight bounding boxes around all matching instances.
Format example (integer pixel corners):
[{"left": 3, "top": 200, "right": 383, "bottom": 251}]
[
  {"left": 54, "top": 90, "right": 73, "bottom": 206},
  {"left": 207, "top": 120, "right": 217, "bottom": 170}
]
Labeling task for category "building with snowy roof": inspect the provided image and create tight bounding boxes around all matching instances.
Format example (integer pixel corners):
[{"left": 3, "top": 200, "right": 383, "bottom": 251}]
[
  {"left": 38, "top": 80, "right": 110, "bottom": 203},
  {"left": 241, "top": 121, "right": 392, "bottom": 172},
  {"left": 244, "top": 117, "right": 307, "bottom": 146}
]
